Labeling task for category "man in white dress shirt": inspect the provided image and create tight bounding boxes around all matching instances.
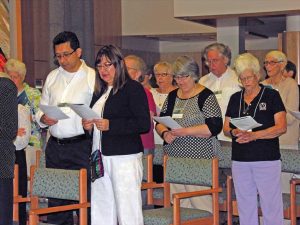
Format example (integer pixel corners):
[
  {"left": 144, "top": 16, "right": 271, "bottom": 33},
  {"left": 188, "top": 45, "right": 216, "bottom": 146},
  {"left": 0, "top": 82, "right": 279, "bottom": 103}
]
[
  {"left": 199, "top": 42, "right": 240, "bottom": 142},
  {"left": 36, "top": 31, "right": 95, "bottom": 225}
]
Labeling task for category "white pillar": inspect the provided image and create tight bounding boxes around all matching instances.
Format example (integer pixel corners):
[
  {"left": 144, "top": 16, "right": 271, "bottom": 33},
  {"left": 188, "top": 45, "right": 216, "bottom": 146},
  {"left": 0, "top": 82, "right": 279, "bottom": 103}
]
[{"left": 216, "top": 18, "right": 245, "bottom": 66}]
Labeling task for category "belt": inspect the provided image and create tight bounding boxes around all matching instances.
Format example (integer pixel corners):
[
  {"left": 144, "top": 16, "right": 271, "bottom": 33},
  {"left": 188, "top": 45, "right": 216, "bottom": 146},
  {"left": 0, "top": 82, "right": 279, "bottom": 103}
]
[{"left": 50, "top": 134, "right": 87, "bottom": 145}]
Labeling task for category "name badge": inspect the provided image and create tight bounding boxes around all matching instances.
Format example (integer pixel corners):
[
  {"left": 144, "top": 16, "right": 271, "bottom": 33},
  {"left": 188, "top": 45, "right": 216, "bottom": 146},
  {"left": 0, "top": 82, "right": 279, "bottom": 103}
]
[
  {"left": 172, "top": 108, "right": 184, "bottom": 119},
  {"left": 172, "top": 113, "right": 183, "bottom": 119}
]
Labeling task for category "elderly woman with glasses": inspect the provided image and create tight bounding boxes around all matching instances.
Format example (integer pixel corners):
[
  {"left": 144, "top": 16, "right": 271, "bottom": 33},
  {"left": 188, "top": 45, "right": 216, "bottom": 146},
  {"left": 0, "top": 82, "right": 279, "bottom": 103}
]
[
  {"left": 224, "top": 53, "right": 286, "bottom": 225},
  {"left": 155, "top": 55, "right": 222, "bottom": 212},
  {"left": 261, "top": 50, "right": 299, "bottom": 150},
  {"left": 151, "top": 61, "right": 177, "bottom": 113}
]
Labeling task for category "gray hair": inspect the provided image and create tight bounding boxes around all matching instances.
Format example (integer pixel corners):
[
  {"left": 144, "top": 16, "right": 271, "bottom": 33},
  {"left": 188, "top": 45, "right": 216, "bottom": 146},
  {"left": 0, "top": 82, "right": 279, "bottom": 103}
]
[
  {"left": 4, "top": 58, "right": 27, "bottom": 81},
  {"left": 124, "top": 55, "right": 147, "bottom": 74},
  {"left": 234, "top": 53, "right": 260, "bottom": 79},
  {"left": 203, "top": 42, "right": 232, "bottom": 66},
  {"left": 173, "top": 56, "right": 200, "bottom": 83}
]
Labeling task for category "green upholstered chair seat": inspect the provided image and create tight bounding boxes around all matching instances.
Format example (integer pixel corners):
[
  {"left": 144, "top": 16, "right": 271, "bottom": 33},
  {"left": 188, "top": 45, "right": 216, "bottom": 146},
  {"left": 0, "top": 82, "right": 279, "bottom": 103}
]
[
  {"left": 218, "top": 187, "right": 236, "bottom": 205},
  {"left": 282, "top": 193, "right": 300, "bottom": 210},
  {"left": 218, "top": 189, "right": 227, "bottom": 205},
  {"left": 142, "top": 155, "right": 150, "bottom": 181},
  {"left": 166, "top": 157, "right": 213, "bottom": 186},
  {"left": 154, "top": 144, "right": 164, "bottom": 165},
  {"left": 143, "top": 207, "right": 212, "bottom": 225},
  {"left": 218, "top": 141, "right": 232, "bottom": 169},
  {"left": 153, "top": 188, "right": 164, "bottom": 199},
  {"left": 280, "top": 149, "right": 300, "bottom": 174},
  {"left": 32, "top": 168, "right": 80, "bottom": 201}
]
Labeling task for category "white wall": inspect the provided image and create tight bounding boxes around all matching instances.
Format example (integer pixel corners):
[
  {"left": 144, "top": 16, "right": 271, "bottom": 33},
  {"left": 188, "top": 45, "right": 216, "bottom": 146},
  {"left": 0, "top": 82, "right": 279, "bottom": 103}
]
[
  {"left": 121, "top": 0, "right": 214, "bottom": 36},
  {"left": 159, "top": 37, "right": 278, "bottom": 53}
]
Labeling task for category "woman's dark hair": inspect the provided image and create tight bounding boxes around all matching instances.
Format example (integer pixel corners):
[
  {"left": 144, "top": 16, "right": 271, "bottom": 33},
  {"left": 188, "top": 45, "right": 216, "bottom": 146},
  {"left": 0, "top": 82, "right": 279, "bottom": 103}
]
[
  {"left": 94, "top": 45, "right": 129, "bottom": 97},
  {"left": 286, "top": 60, "right": 297, "bottom": 79}
]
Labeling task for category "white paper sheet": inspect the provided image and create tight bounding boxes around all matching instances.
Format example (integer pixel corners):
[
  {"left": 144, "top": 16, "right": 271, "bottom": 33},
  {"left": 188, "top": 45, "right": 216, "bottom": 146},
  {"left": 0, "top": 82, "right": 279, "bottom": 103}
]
[
  {"left": 288, "top": 109, "right": 300, "bottom": 120},
  {"left": 68, "top": 104, "right": 101, "bottom": 120},
  {"left": 39, "top": 104, "right": 69, "bottom": 120},
  {"left": 153, "top": 116, "right": 182, "bottom": 129},
  {"left": 230, "top": 116, "right": 262, "bottom": 131}
]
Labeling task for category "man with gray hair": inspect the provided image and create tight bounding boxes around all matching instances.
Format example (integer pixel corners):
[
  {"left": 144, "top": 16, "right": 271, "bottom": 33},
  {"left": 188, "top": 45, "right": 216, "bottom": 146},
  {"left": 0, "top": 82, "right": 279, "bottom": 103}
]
[{"left": 199, "top": 42, "right": 240, "bottom": 142}]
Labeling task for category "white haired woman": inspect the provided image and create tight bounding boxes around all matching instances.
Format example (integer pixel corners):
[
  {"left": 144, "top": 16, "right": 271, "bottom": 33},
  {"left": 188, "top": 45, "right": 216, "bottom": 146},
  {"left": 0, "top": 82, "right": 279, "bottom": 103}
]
[
  {"left": 224, "top": 53, "right": 286, "bottom": 225},
  {"left": 261, "top": 50, "right": 299, "bottom": 150}
]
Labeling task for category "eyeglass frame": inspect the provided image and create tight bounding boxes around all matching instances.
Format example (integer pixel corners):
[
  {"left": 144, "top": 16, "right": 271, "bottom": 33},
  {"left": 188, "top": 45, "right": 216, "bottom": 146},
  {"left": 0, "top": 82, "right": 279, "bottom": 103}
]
[
  {"left": 173, "top": 74, "right": 190, "bottom": 80},
  {"left": 154, "top": 72, "right": 171, "bottom": 77},
  {"left": 205, "top": 57, "right": 224, "bottom": 66},
  {"left": 96, "top": 62, "right": 113, "bottom": 70},
  {"left": 238, "top": 75, "right": 256, "bottom": 83},
  {"left": 263, "top": 60, "right": 283, "bottom": 66},
  {"left": 54, "top": 49, "right": 77, "bottom": 60}
]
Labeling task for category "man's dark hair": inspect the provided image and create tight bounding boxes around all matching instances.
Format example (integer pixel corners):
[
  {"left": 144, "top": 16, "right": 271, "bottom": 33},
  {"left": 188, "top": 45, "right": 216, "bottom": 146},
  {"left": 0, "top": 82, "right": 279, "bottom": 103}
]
[
  {"left": 52, "top": 31, "right": 80, "bottom": 52},
  {"left": 285, "top": 60, "right": 297, "bottom": 79}
]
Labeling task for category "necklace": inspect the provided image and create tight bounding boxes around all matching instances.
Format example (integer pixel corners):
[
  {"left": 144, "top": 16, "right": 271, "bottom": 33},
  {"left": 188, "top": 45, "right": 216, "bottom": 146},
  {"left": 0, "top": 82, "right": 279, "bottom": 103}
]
[
  {"left": 176, "top": 86, "right": 196, "bottom": 113},
  {"left": 243, "top": 102, "right": 251, "bottom": 115},
  {"left": 239, "top": 86, "right": 265, "bottom": 118},
  {"left": 157, "top": 92, "right": 167, "bottom": 107}
]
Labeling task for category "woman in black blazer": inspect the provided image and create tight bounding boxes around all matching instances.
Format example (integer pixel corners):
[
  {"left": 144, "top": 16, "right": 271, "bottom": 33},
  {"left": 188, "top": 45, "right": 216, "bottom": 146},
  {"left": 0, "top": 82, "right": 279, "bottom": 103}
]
[{"left": 83, "top": 45, "right": 150, "bottom": 225}]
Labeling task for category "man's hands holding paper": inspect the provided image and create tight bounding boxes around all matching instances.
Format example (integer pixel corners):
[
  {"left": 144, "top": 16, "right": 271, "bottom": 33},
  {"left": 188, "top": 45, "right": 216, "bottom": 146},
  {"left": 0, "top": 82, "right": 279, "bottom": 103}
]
[{"left": 41, "top": 114, "right": 58, "bottom": 126}]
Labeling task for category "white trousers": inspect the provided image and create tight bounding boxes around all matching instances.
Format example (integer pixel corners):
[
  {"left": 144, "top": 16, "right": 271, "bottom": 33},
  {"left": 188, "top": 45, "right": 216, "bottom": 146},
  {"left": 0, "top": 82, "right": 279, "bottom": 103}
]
[{"left": 91, "top": 153, "right": 144, "bottom": 225}]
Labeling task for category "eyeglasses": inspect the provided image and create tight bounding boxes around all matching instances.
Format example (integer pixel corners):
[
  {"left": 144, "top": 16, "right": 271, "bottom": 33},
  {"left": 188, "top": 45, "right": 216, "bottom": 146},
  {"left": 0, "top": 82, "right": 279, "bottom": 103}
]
[
  {"left": 263, "top": 61, "right": 283, "bottom": 66},
  {"left": 155, "top": 72, "right": 170, "bottom": 77},
  {"left": 127, "top": 67, "right": 138, "bottom": 71},
  {"left": 238, "top": 75, "right": 256, "bottom": 83},
  {"left": 96, "top": 63, "right": 113, "bottom": 70},
  {"left": 54, "top": 49, "right": 76, "bottom": 60},
  {"left": 174, "top": 75, "right": 190, "bottom": 80},
  {"left": 205, "top": 58, "right": 222, "bottom": 66}
]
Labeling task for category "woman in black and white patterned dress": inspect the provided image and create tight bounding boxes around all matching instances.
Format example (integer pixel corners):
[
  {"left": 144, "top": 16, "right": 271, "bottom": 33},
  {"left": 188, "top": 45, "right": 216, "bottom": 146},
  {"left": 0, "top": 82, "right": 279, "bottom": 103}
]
[{"left": 155, "top": 55, "right": 223, "bottom": 212}]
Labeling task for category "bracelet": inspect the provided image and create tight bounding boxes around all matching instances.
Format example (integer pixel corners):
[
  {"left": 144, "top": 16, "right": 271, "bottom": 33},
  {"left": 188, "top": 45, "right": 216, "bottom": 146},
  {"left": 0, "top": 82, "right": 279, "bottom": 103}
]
[
  {"left": 161, "top": 130, "right": 169, "bottom": 139},
  {"left": 229, "top": 129, "right": 235, "bottom": 137}
]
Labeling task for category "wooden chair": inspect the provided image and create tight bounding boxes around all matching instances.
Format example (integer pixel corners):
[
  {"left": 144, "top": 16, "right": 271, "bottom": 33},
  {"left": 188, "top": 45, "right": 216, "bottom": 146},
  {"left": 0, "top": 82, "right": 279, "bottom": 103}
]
[
  {"left": 13, "top": 164, "right": 20, "bottom": 223},
  {"left": 143, "top": 156, "right": 221, "bottom": 225},
  {"left": 27, "top": 166, "right": 90, "bottom": 225},
  {"left": 142, "top": 153, "right": 155, "bottom": 205}
]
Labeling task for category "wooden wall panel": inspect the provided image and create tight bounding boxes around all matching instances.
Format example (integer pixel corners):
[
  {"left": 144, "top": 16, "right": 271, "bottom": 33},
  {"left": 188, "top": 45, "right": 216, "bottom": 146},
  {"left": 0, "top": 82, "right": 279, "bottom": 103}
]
[
  {"left": 93, "top": 0, "right": 122, "bottom": 47},
  {"left": 21, "top": 0, "right": 49, "bottom": 86},
  {"left": 282, "top": 31, "right": 300, "bottom": 84}
]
